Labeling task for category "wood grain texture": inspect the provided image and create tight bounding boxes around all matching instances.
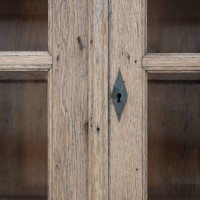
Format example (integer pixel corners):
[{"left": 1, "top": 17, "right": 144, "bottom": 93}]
[
  {"left": 0, "top": 52, "right": 52, "bottom": 66},
  {"left": 0, "top": 80, "right": 47, "bottom": 198},
  {"left": 148, "top": 0, "right": 200, "bottom": 53},
  {"left": 109, "top": 0, "right": 145, "bottom": 199},
  {"left": 0, "top": 0, "right": 48, "bottom": 51},
  {"left": 88, "top": 0, "right": 108, "bottom": 199},
  {"left": 143, "top": 54, "right": 200, "bottom": 67},
  {"left": 50, "top": 0, "right": 89, "bottom": 199},
  {"left": 0, "top": 52, "right": 52, "bottom": 71},
  {"left": 148, "top": 80, "right": 200, "bottom": 200},
  {"left": 0, "top": 65, "right": 51, "bottom": 71}
]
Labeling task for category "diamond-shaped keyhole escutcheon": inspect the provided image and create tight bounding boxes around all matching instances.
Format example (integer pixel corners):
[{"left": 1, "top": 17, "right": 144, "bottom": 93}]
[{"left": 111, "top": 70, "right": 128, "bottom": 121}]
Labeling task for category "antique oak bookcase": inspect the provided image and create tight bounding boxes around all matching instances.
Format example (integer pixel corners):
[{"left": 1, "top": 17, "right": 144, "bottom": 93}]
[{"left": 0, "top": 0, "right": 199, "bottom": 200}]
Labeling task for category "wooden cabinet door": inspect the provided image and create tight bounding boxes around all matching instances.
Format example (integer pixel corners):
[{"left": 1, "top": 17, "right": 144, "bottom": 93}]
[{"left": 50, "top": 0, "right": 145, "bottom": 199}]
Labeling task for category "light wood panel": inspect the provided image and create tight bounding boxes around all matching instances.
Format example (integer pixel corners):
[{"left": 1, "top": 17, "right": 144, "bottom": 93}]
[
  {"left": 0, "top": 52, "right": 52, "bottom": 66},
  {"left": 49, "top": 0, "right": 110, "bottom": 199},
  {"left": 148, "top": 80, "right": 200, "bottom": 200},
  {"left": 50, "top": 0, "right": 89, "bottom": 199},
  {"left": 0, "top": 51, "right": 52, "bottom": 71},
  {"left": 143, "top": 54, "right": 200, "bottom": 67},
  {"left": 143, "top": 53, "right": 200, "bottom": 74},
  {"left": 109, "top": 0, "right": 146, "bottom": 199},
  {"left": 0, "top": 80, "right": 47, "bottom": 199},
  {"left": 0, "top": 0, "right": 48, "bottom": 51},
  {"left": 148, "top": 0, "right": 200, "bottom": 53},
  {"left": 88, "top": 0, "right": 109, "bottom": 199},
  {"left": 0, "top": 66, "right": 50, "bottom": 71}
]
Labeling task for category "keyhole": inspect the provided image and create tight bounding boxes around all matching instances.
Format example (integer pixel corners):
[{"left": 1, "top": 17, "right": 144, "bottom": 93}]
[{"left": 117, "top": 93, "right": 122, "bottom": 103}]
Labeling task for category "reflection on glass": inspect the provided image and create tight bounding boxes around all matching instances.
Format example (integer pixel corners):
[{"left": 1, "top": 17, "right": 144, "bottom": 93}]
[
  {"left": 148, "top": 77, "right": 200, "bottom": 200},
  {"left": 148, "top": 0, "right": 200, "bottom": 53},
  {"left": 0, "top": 80, "right": 47, "bottom": 200},
  {"left": 0, "top": 0, "right": 48, "bottom": 51}
]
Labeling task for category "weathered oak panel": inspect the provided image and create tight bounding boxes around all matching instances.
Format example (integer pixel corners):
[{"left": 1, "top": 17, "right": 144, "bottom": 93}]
[{"left": 109, "top": 0, "right": 146, "bottom": 199}]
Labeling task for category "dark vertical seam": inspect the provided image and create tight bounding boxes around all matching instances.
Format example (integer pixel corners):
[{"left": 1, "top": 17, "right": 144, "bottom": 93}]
[{"left": 108, "top": 0, "right": 112, "bottom": 199}]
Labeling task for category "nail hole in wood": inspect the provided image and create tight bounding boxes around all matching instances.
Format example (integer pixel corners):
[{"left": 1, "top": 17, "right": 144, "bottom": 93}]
[
  {"left": 57, "top": 55, "right": 60, "bottom": 62},
  {"left": 77, "top": 36, "right": 84, "bottom": 50}
]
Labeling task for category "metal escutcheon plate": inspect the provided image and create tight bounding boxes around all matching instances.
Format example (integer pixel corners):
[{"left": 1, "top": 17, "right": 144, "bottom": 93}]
[{"left": 111, "top": 70, "right": 128, "bottom": 121}]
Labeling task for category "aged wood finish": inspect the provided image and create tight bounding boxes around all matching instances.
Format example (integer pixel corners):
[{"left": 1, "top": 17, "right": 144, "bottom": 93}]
[
  {"left": 143, "top": 54, "right": 200, "bottom": 67},
  {"left": 47, "top": 0, "right": 200, "bottom": 200},
  {"left": 0, "top": 0, "right": 48, "bottom": 51},
  {"left": 50, "top": 0, "right": 89, "bottom": 199},
  {"left": 0, "top": 52, "right": 52, "bottom": 66},
  {"left": 0, "top": 51, "right": 52, "bottom": 71},
  {"left": 0, "top": 80, "right": 47, "bottom": 199},
  {"left": 0, "top": 65, "right": 50, "bottom": 72},
  {"left": 109, "top": 0, "right": 146, "bottom": 200},
  {"left": 88, "top": 0, "right": 109, "bottom": 200},
  {"left": 143, "top": 54, "right": 200, "bottom": 76}
]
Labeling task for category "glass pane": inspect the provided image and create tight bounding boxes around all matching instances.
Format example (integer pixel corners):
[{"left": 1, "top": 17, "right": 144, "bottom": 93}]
[
  {"left": 148, "top": 76, "right": 200, "bottom": 200},
  {"left": 148, "top": 0, "right": 200, "bottom": 53},
  {"left": 0, "top": 0, "right": 48, "bottom": 51},
  {"left": 0, "top": 78, "right": 47, "bottom": 199}
]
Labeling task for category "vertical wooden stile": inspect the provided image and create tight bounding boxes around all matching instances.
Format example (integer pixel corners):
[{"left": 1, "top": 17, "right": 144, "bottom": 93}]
[
  {"left": 88, "top": 0, "right": 109, "bottom": 199},
  {"left": 50, "top": 0, "right": 89, "bottom": 199},
  {"left": 109, "top": 0, "right": 146, "bottom": 199}
]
